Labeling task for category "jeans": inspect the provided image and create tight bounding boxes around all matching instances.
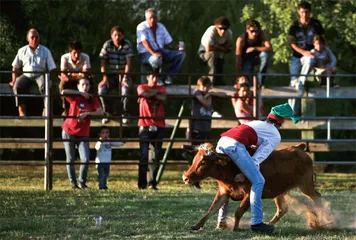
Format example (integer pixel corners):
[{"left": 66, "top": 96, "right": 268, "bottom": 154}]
[
  {"left": 98, "top": 74, "right": 131, "bottom": 115},
  {"left": 289, "top": 56, "right": 316, "bottom": 116},
  {"left": 139, "top": 49, "right": 186, "bottom": 75},
  {"left": 97, "top": 164, "right": 110, "bottom": 188},
  {"left": 199, "top": 51, "right": 225, "bottom": 85},
  {"left": 62, "top": 130, "right": 90, "bottom": 185},
  {"left": 216, "top": 137, "right": 265, "bottom": 225},
  {"left": 138, "top": 127, "right": 164, "bottom": 189},
  {"left": 241, "top": 51, "right": 270, "bottom": 86},
  {"left": 13, "top": 74, "right": 45, "bottom": 107}
]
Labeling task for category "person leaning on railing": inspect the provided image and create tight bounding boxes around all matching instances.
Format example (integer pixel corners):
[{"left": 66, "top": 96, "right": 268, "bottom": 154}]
[
  {"left": 137, "top": 70, "right": 167, "bottom": 190},
  {"left": 61, "top": 78, "right": 103, "bottom": 190},
  {"left": 10, "top": 28, "right": 56, "bottom": 116}
]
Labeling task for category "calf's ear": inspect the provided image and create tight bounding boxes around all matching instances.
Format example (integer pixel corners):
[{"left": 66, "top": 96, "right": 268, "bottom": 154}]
[
  {"left": 217, "top": 158, "right": 228, "bottom": 166},
  {"left": 215, "top": 153, "right": 230, "bottom": 166}
]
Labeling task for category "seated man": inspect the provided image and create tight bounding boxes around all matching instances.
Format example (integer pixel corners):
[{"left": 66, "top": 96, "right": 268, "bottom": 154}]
[
  {"left": 99, "top": 26, "right": 134, "bottom": 124},
  {"left": 59, "top": 40, "right": 91, "bottom": 116},
  {"left": 235, "top": 19, "right": 273, "bottom": 87},
  {"left": 136, "top": 7, "right": 186, "bottom": 86},
  {"left": 288, "top": 1, "right": 324, "bottom": 116},
  {"left": 10, "top": 29, "right": 56, "bottom": 116},
  {"left": 198, "top": 16, "right": 233, "bottom": 86}
]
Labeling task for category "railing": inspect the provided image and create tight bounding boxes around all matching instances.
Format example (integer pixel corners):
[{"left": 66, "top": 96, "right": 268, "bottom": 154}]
[{"left": 0, "top": 70, "right": 355, "bottom": 190}]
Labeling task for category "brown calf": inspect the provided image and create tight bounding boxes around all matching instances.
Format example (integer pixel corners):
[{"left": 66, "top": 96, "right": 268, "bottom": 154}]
[{"left": 182, "top": 142, "right": 324, "bottom": 231}]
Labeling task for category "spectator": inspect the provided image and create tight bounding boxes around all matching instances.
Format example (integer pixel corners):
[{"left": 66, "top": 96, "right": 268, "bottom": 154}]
[
  {"left": 10, "top": 29, "right": 56, "bottom": 116},
  {"left": 136, "top": 8, "right": 186, "bottom": 85},
  {"left": 235, "top": 19, "right": 273, "bottom": 88},
  {"left": 185, "top": 76, "right": 226, "bottom": 188},
  {"left": 137, "top": 71, "right": 167, "bottom": 190},
  {"left": 99, "top": 26, "right": 134, "bottom": 124},
  {"left": 232, "top": 82, "right": 254, "bottom": 124},
  {"left": 95, "top": 126, "right": 125, "bottom": 190},
  {"left": 308, "top": 35, "right": 338, "bottom": 87},
  {"left": 215, "top": 103, "right": 299, "bottom": 233},
  {"left": 62, "top": 78, "right": 103, "bottom": 189},
  {"left": 198, "top": 16, "right": 233, "bottom": 85},
  {"left": 59, "top": 40, "right": 91, "bottom": 116},
  {"left": 288, "top": 1, "right": 324, "bottom": 116}
]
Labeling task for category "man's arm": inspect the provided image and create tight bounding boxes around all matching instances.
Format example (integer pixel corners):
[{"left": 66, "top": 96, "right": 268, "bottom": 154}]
[
  {"left": 122, "top": 56, "right": 132, "bottom": 84},
  {"left": 288, "top": 35, "right": 314, "bottom": 58},
  {"left": 98, "top": 59, "right": 109, "bottom": 89},
  {"left": 155, "top": 91, "right": 167, "bottom": 101},
  {"left": 254, "top": 31, "right": 273, "bottom": 52},
  {"left": 195, "top": 94, "right": 212, "bottom": 108},
  {"left": 235, "top": 36, "right": 244, "bottom": 73},
  {"left": 10, "top": 67, "right": 21, "bottom": 87},
  {"left": 142, "top": 40, "right": 162, "bottom": 59},
  {"left": 205, "top": 43, "right": 230, "bottom": 53}
]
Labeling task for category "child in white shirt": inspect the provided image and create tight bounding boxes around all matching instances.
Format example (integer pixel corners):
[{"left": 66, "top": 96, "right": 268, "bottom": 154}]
[{"left": 95, "top": 126, "right": 124, "bottom": 189}]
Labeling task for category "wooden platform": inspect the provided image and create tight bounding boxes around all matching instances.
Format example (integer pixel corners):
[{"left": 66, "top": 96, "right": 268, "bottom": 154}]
[
  {"left": 1, "top": 83, "right": 356, "bottom": 98},
  {"left": 0, "top": 118, "right": 355, "bottom": 130}
]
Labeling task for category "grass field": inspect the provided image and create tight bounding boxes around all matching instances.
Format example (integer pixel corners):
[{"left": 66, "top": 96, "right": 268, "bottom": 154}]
[{"left": 0, "top": 168, "right": 355, "bottom": 240}]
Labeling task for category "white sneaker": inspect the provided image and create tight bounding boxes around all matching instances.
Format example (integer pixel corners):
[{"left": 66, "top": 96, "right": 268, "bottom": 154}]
[
  {"left": 212, "top": 111, "right": 223, "bottom": 118},
  {"left": 157, "top": 80, "right": 164, "bottom": 86},
  {"left": 164, "top": 76, "right": 173, "bottom": 85},
  {"left": 122, "top": 115, "right": 128, "bottom": 124},
  {"left": 102, "top": 118, "right": 109, "bottom": 124},
  {"left": 290, "top": 79, "right": 297, "bottom": 87}
]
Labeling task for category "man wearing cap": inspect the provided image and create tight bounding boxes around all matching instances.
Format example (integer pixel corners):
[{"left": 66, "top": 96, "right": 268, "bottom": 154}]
[{"left": 215, "top": 103, "right": 299, "bottom": 233}]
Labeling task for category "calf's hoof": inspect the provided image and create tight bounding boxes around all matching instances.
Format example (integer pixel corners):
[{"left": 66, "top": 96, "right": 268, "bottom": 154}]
[
  {"left": 216, "top": 221, "right": 228, "bottom": 230},
  {"left": 190, "top": 225, "right": 201, "bottom": 232}
]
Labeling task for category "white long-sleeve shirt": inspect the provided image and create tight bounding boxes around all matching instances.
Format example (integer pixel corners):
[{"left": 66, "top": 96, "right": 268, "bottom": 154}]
[
  {"left": 95, "top": 139, "right": 125, "bottom": 163},
  {"left": 245, "top": 121, "right": 281, "bottom": 165}
]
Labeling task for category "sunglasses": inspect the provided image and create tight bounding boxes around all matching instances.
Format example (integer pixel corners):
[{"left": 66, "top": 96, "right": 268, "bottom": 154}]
[
  {"left": 218, "top": 27, "right": 228, "bottom": 30},
  {"left": 249, "top": 29, "right": 259, "bottom": 33}
]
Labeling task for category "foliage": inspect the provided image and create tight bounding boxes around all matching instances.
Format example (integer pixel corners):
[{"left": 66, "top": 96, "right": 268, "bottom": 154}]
[
  {"left": 241, "top": 0, "right": 356, "bottom": 72},
  {"left": 0, "top": 169, "right": 355, "bottom": 239}
]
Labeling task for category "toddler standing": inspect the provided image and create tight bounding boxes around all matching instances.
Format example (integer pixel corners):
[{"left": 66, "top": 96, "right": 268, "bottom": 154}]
[{"left": 95, "top": 126, "right": 125, "bottom": 190}]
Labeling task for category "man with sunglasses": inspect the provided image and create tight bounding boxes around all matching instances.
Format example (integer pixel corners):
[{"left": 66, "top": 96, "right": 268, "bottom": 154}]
[
  {"left": 288, "top": 1, "right": 324, "bottom": 116},
  {"left": 198, "top": 16, "right": 233, "bottom": 86},
  {"left": 235, "top": 19, "right": 273, "bottom": 88}
]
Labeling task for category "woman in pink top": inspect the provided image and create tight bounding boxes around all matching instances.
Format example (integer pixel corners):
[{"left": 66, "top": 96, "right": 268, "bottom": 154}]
[{"left": 232, "top": 82, "right": 254, "bottom": 124}]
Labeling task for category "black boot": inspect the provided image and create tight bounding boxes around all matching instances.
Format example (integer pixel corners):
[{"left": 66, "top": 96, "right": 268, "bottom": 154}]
[{"left": 251, "top": 222, "right": 275, "bottom": 233}]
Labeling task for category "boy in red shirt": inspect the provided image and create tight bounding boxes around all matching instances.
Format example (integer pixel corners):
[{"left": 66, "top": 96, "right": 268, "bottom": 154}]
[{"left": 137, "top": 71, "right": 167, "bottom": 190}]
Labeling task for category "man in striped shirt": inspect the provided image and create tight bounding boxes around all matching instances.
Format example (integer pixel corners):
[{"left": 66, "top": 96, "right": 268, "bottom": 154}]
[{"left": 99, "top": 26, "right": 134, "bottom": 124}]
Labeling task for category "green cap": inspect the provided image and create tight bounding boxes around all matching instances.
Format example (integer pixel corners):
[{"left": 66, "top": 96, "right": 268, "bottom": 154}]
[{"left": 270, "top": 103, "right": 300, "bottom": 124}]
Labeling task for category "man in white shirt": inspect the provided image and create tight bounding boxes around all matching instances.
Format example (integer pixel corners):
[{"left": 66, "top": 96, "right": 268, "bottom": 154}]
[
  {"left": 59, "top": 40, "right": 91, "bottom": 116},
  {"left": 198, "top": 17, "right": 233, "bottom": 86},
  {"left": 136, "top": 8, "right": 185, "bottom": 85},
  {"left": 10, "top": 29, "right": 56, "bottom": 116}
]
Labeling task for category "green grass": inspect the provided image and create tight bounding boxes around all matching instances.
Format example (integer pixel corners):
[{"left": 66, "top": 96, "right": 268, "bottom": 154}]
[{"left": 0, "top": 168, "right": 355, "bottom": 240}]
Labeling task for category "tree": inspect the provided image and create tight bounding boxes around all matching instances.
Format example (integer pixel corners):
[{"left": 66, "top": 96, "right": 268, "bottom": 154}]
[{"left": 240, "top": 0, "right": 356, "bottom": 73}]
